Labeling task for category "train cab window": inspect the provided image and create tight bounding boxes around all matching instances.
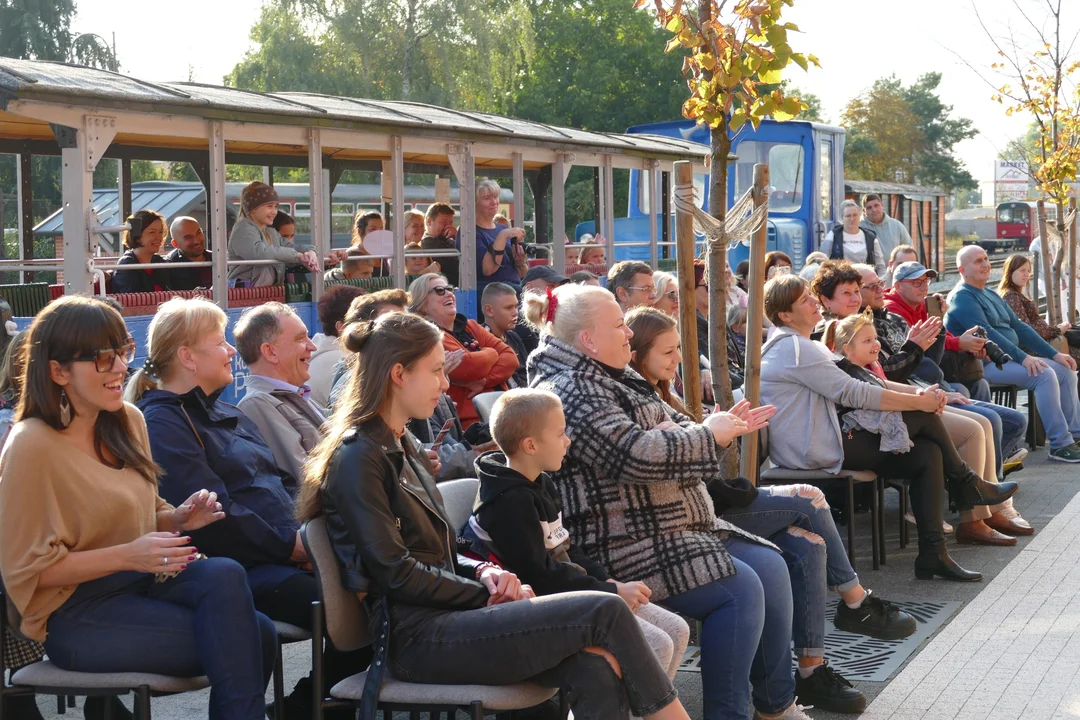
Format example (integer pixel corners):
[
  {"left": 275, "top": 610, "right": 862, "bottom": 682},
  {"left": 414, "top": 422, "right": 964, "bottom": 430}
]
[
  {"left": 734, "top": 141, "right": 805, "bottom": 213},
  {"left": 997, "top": 205, "right": 1026, "bottom": 224}
]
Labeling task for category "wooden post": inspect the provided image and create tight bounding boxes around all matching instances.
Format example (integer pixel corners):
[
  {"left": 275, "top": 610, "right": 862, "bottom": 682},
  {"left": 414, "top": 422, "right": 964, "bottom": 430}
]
[
  {"left": 740, "top": 164, "right": 769, "bottom": 484},
  {"left": 674, "top": 161, "right": 702, "bottom": 421},
  {"left": 1037, "top": 200, "right": 1058, "bottom": 325},
  {"left": 1069, "top": 197, "right": 1077, "bottom": 324}
]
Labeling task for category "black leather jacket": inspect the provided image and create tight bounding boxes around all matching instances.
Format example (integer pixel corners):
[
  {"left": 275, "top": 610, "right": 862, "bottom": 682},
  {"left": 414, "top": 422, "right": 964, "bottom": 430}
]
[{"left": 322, "top": 417, "right": 489, "bottom": 609}]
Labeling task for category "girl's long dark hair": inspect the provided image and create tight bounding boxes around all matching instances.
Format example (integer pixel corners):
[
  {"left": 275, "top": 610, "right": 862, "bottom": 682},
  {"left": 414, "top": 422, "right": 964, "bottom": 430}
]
[
  {"left": 626, "top": 306, "right": 689, "bottom": 416},
  {"left": 17, "top": 296, "right": 160, "bottom": 484},
  {"left": 297, "top": 311, "right": 443, "bottom": 522}
]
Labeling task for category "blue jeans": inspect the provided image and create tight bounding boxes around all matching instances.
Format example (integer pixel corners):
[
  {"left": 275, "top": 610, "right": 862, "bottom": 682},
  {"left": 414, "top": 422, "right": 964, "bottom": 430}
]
[
  {"left": 661, "top": 539, "right": 794, "bottom": 720},
  {"left": 44, "top": 557, "right": 277, "bottom": 720},
  {"left": 723, "top": 485, "right": 857, "bottom": 658},
  {"left": 984, "top": 359, "right": 1080, "bottom": 449},
  {"left": 950, "top": 399, "right": 1027, "bottom": 476}
]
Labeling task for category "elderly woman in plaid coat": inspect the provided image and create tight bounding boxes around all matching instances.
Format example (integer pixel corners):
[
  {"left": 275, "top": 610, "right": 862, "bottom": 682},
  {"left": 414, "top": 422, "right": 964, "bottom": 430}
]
[{"left": 523, "top": 283, "right": 809, "bottom": 720}]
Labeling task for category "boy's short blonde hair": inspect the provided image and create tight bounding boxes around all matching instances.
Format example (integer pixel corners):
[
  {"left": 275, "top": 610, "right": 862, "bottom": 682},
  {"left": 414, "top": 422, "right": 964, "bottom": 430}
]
[{"left": 490, "top": 389, "right": 563, "bottom": 456}]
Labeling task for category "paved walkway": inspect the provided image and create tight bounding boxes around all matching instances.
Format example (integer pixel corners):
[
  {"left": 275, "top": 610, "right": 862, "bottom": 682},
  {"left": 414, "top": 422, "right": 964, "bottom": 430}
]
[{"left": 861, "top": 484, "right": 1080, "bottom": 720}]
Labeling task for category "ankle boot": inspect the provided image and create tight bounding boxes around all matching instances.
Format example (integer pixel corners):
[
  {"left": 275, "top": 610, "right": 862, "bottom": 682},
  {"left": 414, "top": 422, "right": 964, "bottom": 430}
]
[
  {"left": 949, "top": 468, "right": 1018, "bottom": 509},
  {"left": 914, "top": 544, "right": 983, "bottom": 582}
]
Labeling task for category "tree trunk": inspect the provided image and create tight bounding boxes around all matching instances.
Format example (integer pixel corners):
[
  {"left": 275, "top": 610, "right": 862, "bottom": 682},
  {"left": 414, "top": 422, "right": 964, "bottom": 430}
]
[
  {"left": 708, "top": 126, "right": 738, "bottom": 478},
  {"left": 1052, "top": 201, "right": 1067, "bottom": 324}
]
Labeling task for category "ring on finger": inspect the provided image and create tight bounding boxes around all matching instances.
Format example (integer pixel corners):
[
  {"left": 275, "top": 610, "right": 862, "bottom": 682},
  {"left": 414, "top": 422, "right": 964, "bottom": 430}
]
[{"left": 163, "top": 556, "right": 169, "bottom": 566}]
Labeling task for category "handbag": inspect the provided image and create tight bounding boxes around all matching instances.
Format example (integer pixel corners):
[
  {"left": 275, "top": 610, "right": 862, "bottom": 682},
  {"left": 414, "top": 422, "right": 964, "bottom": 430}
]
[
  {"left": 939, "top": 349, "right": 984, "bottom": 385},
  {"left": 1064, "top": 327, "right": 1080, "bottom": 348}
]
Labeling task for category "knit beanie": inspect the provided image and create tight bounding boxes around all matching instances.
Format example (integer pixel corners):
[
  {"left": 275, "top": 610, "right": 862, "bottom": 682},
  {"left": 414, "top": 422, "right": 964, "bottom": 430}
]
[{"left": 242, "top": 182, "right": 279, "bottom": 216}]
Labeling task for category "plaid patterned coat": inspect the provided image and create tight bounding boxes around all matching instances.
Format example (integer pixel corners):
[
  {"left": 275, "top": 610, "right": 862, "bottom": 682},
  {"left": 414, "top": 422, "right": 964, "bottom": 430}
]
[{"left": 528, "top": 337, "right": 775, "bottom": 601}]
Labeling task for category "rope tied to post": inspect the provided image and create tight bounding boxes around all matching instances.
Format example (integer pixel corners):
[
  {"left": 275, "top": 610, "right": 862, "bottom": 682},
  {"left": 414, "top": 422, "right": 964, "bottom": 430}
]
[{"left": 672, "top": 183, "right": 769, "bottom": 255}]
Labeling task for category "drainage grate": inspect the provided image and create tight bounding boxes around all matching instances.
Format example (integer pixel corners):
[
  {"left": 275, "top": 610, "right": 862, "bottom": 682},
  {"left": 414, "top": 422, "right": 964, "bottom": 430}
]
[{"left": 678, "top": 599, "right": 960, "bottom": 683}]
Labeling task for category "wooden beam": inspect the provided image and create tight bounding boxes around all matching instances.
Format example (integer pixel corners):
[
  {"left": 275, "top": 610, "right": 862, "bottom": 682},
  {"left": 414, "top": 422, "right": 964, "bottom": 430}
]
[
  {"left": 674, "top": 161, "right": 702, "bottom": 421},
  {"left": 740, "top": 164, "right": 769, "bottom": 483}
]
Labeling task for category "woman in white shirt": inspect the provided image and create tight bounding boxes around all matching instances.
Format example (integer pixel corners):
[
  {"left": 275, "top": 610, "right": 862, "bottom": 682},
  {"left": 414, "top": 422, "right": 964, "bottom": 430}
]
[{"left": 822, "top": 200, "right": 887, "bottom": 277}]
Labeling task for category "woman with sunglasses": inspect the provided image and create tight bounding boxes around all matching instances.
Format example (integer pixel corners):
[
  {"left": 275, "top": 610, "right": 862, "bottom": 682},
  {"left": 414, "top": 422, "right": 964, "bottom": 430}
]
[
  {"left": 408, "top": 273, "right": 519, "bottom": 429},
  {"left": 0, "top": 296, "right": 276, "bottom": 720}
]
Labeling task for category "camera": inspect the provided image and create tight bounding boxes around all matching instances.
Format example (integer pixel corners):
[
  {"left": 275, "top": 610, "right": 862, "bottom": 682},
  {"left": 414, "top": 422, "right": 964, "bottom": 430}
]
[{"left": 971, "top": 326, "right": 1012, "bottom": 369}]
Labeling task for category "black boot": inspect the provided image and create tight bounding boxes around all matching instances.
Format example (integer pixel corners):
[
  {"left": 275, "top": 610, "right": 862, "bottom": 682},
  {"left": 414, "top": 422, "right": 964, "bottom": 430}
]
[
  {"left": 914, "top": 543, "right": 982, "bottom": 582},
  {"left": 949, "top": 468, "right": 1018, "bottom": 509}
]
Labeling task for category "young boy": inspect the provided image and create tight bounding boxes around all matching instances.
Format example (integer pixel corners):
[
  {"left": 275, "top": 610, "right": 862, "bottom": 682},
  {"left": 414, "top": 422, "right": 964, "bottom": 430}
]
[{"left": 461, "top": 389, "right": 688, "bottom": 679}]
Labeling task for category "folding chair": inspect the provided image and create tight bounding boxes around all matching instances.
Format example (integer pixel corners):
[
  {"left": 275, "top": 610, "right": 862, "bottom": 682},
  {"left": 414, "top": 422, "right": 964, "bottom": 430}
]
[
  {"left": 300, "top": 517, "right": 561, "bottom": 720},
  {"left": 472, "top": 392, "right": 505, "bottom": 425},
  {"left": 0, "top": 591, "right": 208, "bottom": 720}
]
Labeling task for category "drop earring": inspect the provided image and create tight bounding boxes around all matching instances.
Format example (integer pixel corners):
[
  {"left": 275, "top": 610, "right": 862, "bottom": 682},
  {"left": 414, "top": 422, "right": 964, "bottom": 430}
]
[{"left": 58, "top": 388, "right": 72, "bottom": 428}]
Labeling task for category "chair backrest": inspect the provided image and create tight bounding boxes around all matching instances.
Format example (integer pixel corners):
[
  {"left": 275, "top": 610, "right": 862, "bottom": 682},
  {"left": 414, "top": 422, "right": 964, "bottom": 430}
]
[
  {"left": 437, "top": 477, "right": 480, "bottom": 532},
  {"left": 472, "top": 391, "right": 505, "bottom": 425},
  {"left": 301, "top": 517, "right": 370, "bottom": 652}
]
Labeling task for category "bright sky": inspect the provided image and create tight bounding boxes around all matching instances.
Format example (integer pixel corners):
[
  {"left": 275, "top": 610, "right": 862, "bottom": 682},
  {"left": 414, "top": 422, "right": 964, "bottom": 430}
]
[{"left": 72, "top": 0, "right": 1074, "bottom": 191}]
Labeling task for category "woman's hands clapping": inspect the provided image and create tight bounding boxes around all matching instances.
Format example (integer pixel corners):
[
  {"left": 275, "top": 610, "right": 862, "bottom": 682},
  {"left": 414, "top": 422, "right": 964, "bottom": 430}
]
[
  {"left": 704, "top": 400, "right": 776, "bottom": 447},
  {"left": 125, "top": 532, "right": 196, "bottom": 574},
  {"left": 172, "top": 489, "right": 225, "bottom": 532}
]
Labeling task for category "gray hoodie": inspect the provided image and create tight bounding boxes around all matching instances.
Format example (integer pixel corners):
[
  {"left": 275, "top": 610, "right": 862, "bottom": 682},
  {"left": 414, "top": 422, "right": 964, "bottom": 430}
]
[{"left": 760, "top": 327, "right": 885, "bottom": 473}]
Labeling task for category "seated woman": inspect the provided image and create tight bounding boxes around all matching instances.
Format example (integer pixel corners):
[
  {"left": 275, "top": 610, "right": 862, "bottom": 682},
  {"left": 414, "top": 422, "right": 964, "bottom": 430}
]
[
  {"left": 999, "top": 253, "right": 1080, "bottom": 364},
  {"left": 0, "top": 296, "right": 275, "bottom": 719},
  {"left": 409, "top": 272, "right": 518, "bottom": 429},
  {"left": 625, "top": 306, "right": 914, "bottom": 714},
  {"left": 229, "top": 182, "right": 343, "bottom": 287},
  {"left": 126, "top": 296, "right": 366, "bottom": 717},
  {"left": 651, "top": 271, "right": 680, "bottom": 317},
  {"left": 764, "top": 251, "right": 794, "bottom": 280},
  {"left": 272, "top": 211, "right": 296, "bottom": 245},
  {"left": 524, "top": 284, "right": 806, "bottom": 720},
  {"left": 761, "top": 274, "right": 1016, "bottom": 582},
  {"left": 112, "top": 209, "right": 170, "bottom": 293},
  {"left": 296, "top": 311, "right": 693, "bottom": 720}
]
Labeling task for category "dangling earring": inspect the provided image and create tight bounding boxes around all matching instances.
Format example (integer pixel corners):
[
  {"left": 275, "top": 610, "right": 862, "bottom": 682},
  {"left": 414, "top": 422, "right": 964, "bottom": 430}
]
[{"left": 58, "top": 388, "right": 72, "bottom": 428}]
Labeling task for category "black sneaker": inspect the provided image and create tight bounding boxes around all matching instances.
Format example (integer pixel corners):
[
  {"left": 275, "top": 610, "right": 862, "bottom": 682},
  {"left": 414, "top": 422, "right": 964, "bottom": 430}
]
[
  {"left": 834, "top": 590, "right": 917, "bottom": 641},
  {"left": 794, "top": 661, "right": 866, "bottom": 714}
]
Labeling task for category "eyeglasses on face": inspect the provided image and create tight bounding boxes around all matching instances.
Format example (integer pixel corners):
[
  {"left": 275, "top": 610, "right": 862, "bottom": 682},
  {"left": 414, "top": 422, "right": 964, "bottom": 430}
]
[
  {"left": 904, "top": 278, "right": 930, "bottom": 289},
  {"left": 431, "top": 285, "right": 456, "bottom": 297},
  {"left": 66, "top": 338, "right": 137, "bottom": 373},
  {"left": 863, "top": 283, "right": 884, "bottom": 293},
  {"left": 662, "top": 290, "right": 679, "bottom": 302},
  {"left": 627, "top": 286, "right": 656, "bottom": 295}
]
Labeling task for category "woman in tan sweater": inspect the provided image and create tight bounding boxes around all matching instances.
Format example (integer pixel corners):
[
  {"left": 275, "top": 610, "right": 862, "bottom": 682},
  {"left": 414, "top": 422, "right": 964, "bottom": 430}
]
[{"left": 0, "top": 296, "right": 276, "bottom": 720}]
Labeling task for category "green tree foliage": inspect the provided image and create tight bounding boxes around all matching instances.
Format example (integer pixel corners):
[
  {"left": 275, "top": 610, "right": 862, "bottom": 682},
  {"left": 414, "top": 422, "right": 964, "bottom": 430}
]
[
  {"left": 843, "top": 73, "right": 976, "bottom": 191},
  {"left": 226, "top": 0, "right": 535, "bottom": 113},
  {"left": 510, "top": 0, "right": 687, "bottom": 132}
]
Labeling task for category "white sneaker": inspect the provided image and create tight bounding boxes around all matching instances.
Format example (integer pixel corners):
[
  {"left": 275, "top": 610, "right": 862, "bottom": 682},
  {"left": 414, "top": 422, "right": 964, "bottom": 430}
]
[
  {"left": 1005, "top": 448, "right": 1029, "bottom": 465},
  {"left": 753, "top": 702, "right": 814, "bottom": 720},
  {"left": 904, "top": 511, "right": 953, "bottom": 534}
]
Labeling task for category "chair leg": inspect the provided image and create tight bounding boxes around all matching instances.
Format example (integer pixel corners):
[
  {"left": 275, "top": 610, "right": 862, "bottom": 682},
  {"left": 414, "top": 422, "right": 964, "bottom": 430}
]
[
  {"left": 273, "top": 643, "right": 285, "bottom": 720},
  {"left": 870, "top": 478, "right": 880, "bottom": 571},
  {"left": 846, "top": 477, "right": 856, "bottom": 568},
  {"left": 134, "top": 686, "right": 151, "bottom": 720},
  {"left": 899, "top": 486, "right": 909, "bottom": 549},
  {"left": 877, "top": 477, "right": 886, "bottom": 566},
  {"left": 57, "top": 694, "right": 65, "bottom": 714},
  {"left": 68, "top": 695, "right": 76, "bottom": 708},
  {"left": 470, "top": 701, "right": 484, "bottom": 720}
]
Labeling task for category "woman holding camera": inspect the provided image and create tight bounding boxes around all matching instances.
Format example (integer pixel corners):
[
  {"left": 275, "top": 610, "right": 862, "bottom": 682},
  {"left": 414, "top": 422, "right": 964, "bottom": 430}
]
[{"left": 475, "top": 179, "right": 527, "bottom": 297}]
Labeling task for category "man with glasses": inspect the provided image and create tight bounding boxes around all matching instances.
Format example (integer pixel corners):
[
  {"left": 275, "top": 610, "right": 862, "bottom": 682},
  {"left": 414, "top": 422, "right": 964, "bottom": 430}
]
[
  {"left": 853, "top": 264, "right": 939, "bottom": 383},
  {"left": 607, "top": 260, "right": 656, "bottom": 311}
]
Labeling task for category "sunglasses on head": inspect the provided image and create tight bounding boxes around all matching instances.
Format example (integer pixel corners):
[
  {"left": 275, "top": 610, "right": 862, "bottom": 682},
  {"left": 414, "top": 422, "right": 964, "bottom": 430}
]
[
  {"left": 66, "top": 338, "right": 137, "bottom": 373},
  {"left": 432, "top": 285, "right": 456, "bottom": 297}
]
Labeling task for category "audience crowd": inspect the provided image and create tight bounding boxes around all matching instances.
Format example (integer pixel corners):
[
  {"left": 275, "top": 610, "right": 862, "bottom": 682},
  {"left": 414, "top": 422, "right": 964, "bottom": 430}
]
[{"left": 0, "top": 186, "right": 1071, "bottom": 720}]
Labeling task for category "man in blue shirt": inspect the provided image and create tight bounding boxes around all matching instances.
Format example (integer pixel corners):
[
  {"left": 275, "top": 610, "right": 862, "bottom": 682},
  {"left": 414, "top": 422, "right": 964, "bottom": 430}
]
[{"left": 946, "top": 246, "right": 1080, "bottom": 462}]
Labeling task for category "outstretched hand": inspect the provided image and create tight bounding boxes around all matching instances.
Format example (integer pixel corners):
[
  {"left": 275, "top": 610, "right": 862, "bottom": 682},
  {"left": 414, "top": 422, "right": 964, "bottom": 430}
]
[{"left": 726, "top": 399, "right": 776, "bottom": 433}]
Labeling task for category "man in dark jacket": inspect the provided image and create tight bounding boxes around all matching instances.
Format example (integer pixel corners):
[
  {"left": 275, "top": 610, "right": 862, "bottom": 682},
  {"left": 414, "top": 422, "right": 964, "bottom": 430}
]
[{"left": 165, "top": 216, "right": 214, "bottom": 290}]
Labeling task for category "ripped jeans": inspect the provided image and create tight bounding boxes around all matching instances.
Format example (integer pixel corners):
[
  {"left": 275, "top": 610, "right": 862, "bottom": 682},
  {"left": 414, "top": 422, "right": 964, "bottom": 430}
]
[{"left": 723, "top": 485, "right": 858, "bottom": 657}]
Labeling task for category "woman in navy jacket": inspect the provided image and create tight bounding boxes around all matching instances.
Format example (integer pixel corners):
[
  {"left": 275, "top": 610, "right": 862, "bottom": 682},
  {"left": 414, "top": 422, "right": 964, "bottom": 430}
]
[{"left": 126, "top": 296, "right": 366, "bottom": 718}]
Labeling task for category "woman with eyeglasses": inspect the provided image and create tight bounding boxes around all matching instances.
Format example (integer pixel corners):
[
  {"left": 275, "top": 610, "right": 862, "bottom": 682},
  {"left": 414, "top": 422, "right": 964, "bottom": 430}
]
[
  {"left": 651, "top": 271, "right": 680, "bottom": 317},
  {"left": 408, "top": 272, "right": 518, "bottom": 427},
  {"left": 0, "top": 296, "right": 276, "bottom": 719},
  {"left": 408, "top": 273, "right": 519, "bottom": 429}
]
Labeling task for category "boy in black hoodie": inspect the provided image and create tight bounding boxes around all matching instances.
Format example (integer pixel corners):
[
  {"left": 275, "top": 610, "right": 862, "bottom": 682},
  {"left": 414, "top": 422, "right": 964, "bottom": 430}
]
[{"left": 461, "top": 389, "right": 689, "bottom": 679}]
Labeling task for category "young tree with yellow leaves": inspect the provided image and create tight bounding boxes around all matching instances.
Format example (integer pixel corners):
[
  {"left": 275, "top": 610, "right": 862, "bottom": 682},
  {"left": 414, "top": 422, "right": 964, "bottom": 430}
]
[
  {"left": 642, "top": 0, "right": 816, "bottom": 474},
  {"left": 971, "top": 0, "right": 1080, "bottom": 323}
]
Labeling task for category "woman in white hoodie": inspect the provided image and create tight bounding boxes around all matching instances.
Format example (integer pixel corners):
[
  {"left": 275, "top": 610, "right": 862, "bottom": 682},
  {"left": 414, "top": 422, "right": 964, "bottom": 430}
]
[{"left": 308, "top": 284, "right": 368, "bottom": 410}]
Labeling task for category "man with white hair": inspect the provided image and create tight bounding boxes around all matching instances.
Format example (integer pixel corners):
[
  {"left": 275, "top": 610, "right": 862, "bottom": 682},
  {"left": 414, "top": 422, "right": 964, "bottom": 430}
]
[
  {"left": 165, "top": 216, "right": 213, "bottom": 290},
  {"left": 946, "top": 245, "right": 1080, "bottom": 462}
]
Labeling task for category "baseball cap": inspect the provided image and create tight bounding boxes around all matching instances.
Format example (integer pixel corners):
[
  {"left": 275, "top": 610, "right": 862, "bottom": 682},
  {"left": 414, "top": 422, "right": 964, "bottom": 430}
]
[
  {"left": 522, "top": 265, "right": 569, "bottom": 286},
  {"left": 892, "top": 261, "right": 938, "bottom": 283}
]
